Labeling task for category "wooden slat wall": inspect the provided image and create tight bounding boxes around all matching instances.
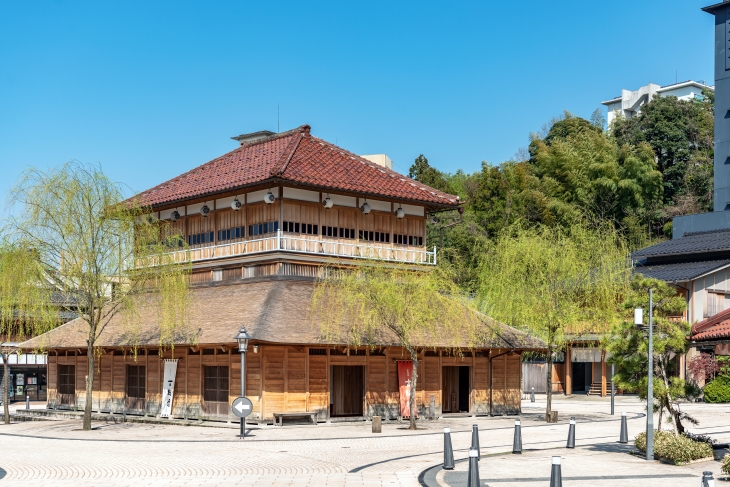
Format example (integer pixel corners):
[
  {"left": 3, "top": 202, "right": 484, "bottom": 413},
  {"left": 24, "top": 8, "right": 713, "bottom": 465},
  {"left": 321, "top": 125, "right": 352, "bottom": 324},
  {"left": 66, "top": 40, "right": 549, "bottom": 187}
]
[
  {"left": 375, "top": 213, "right": 390, "bottom": 234},
  {"left": 147, "top": 356, "right": 161, "bottom": 416},
  {"left": 187, "top": 215, "right": 214, "bottom": 243},
  {"left": 340, "top": 209, "right": 356, "bottom": 232},
  {"left": 287, "top": 348, "right": 306, "bottom": 411},
  {"left": 366, "top": 355, "right": 387, "bottom": 417},
  {"left": 217, "top": 209, "right": 245, "bottom": 237},
  {"left": 262, "top": 347, "right": 285, "bottom": 418},
  {"left": 245, "top": 349, "right": 262, "bottom": 418},
  {"left": 249, "top": 202, "right": 280, "bottom": 225},
  {"left": 185, "top": 353, "right": 200, "bottom": 418},
  {"left": 492, "top": 354, "right": 506, "bottom": 414},
  {"left": 47, "top": 346, "right": 523, "bottom": 420},
  {"left": 424, "top": 357, "right": 441, "bottom": 415},
  {"left": 473, "top": 356, "right": 490, "bottom": 415},
  {"left": 47, "top": 355, "right": 57, "bottom": 406},
  {"left": 408, "top": 217, "right": 425, "bottom": 239},
  {"left": 505, "top": 353, "right": 521, "bottom": 413}
]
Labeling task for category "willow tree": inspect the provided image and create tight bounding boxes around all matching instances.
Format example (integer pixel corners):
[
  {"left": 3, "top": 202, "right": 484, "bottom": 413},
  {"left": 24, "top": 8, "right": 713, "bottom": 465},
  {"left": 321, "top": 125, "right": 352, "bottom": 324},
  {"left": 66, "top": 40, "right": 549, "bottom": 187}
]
[
  {"left": 7, "top": 162, "right": 191, "bottom": 430},
  {"left": 0, "top": 242, "right": 59, "bottom": 424},
  {"left": 477, "top": 223, "right": 629, "bottom": 421},
  {"left": 312, "top": 260, "right": 485, "bottom": 430}
]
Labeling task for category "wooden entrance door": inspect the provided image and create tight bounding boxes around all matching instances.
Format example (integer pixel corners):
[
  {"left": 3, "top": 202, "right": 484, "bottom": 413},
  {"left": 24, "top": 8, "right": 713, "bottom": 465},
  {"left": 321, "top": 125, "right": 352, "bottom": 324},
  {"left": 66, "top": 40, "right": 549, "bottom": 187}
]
[
  {"left": 203, "top": 366, "right": 229, "bottom": 417},
  {"left": 57, "top": 364, "right": 75, "bottom": 406},
  {"left": 125, "top": 365, "right": 146, "bottom": 412},
  {"left": 330, "top": 366, "right": 364, "bottom": 416}
]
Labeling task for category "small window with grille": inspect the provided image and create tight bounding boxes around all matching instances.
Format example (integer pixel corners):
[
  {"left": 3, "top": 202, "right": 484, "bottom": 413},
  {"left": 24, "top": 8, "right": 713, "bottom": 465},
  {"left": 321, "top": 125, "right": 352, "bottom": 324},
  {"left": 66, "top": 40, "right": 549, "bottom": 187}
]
[{"left": 58, "top": 365, "right": 75, "bottom": 395}]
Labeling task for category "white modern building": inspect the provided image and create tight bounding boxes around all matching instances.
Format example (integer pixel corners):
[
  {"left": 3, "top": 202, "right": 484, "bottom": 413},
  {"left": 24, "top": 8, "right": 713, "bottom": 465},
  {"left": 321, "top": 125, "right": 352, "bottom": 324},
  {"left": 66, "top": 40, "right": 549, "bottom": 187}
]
[{"left": 602, "top": 80, "right": 713, "bottom": 126}]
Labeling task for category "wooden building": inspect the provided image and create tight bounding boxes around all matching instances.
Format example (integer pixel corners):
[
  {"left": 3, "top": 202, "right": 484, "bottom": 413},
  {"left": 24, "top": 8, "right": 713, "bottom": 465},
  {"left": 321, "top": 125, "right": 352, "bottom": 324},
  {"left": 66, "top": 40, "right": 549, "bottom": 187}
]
[{"left": 23, "top": 125, "right": 543, "bottom": 422}]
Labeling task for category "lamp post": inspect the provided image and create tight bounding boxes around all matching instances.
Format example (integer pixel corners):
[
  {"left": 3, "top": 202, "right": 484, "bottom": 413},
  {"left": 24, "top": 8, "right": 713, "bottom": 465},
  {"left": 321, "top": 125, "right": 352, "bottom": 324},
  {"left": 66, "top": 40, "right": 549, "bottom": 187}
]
[
  {"left": 635, "top": 288, "right": 654, "bottom": 461},
  {"left": 234, "top": 325, "right": 252, "bottom": 439}
]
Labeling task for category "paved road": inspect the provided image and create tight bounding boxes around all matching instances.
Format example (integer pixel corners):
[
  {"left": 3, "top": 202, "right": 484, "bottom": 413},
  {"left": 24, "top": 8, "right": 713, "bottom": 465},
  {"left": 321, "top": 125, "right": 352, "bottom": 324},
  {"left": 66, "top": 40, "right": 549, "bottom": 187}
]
[{"left": 0, "top": 396, "right": 727, "bottom": 486}]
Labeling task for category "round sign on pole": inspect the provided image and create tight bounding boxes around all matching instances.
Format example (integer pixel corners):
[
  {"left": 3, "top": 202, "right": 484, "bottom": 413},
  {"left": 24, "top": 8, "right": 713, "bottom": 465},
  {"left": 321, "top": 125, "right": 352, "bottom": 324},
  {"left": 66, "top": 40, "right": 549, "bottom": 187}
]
[{"left": 231, "top": 396, "right": 253, "bottom": 418}]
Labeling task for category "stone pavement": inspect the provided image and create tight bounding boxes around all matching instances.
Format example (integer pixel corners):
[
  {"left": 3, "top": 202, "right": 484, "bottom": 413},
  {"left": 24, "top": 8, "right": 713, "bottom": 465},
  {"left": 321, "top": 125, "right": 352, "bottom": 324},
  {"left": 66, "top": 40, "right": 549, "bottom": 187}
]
[{"left": 0, "top": 396, "right": 727, "bottom": 486}]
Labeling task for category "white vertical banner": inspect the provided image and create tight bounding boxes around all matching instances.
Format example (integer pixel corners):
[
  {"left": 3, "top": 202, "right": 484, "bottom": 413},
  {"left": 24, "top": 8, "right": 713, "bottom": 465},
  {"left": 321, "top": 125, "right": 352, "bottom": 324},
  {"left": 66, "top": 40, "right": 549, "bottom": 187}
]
[{"left": 159, "top": 359, "right": 178, "bottom": 418}]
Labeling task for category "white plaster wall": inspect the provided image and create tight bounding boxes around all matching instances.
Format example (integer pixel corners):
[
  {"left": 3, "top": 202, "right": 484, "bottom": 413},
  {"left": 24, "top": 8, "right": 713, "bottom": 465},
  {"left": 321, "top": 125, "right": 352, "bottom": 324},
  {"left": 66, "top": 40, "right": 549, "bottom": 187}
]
[
  {"left": 247, "top": 187, "right": 279, "bottom": 203},
  {"left": 283, "top": 187, "right": 319, "bottom": 202}
]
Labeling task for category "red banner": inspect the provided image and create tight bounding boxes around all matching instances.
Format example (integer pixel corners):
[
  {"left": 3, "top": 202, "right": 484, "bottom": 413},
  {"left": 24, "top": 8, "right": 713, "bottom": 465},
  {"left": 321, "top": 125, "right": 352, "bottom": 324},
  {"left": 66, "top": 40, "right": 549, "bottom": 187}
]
[{"left": 397, "top": 361, "right": 417, "bottom": 418}]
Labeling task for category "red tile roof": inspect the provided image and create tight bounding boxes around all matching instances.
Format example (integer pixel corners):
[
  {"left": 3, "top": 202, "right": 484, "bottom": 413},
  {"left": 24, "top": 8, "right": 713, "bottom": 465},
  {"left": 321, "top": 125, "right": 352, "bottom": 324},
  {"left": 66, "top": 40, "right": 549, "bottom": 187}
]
[
  {"left": 691, "top": 308, "right": 730, "bottom": 341},
  {"left": 135, "top": 125, "right": 460, "bottom": 209}
]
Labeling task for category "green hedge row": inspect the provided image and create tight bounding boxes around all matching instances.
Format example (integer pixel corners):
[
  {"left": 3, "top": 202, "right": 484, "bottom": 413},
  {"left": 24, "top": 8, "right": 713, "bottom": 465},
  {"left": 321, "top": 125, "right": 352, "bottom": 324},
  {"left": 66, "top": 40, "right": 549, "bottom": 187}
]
[
  {"left": 704, "top": 375, "right": 730, "bottom": 403},
  {"left": 635, "top": 431, "right": 713, "bottom": 465}
]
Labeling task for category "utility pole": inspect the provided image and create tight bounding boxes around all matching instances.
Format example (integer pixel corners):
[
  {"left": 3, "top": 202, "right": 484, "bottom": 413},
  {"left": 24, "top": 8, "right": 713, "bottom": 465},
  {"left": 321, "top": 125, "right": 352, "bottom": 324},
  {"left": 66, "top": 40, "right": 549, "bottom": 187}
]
[{"left": 646, "top": 288, "right": 654, "bottom": 461}]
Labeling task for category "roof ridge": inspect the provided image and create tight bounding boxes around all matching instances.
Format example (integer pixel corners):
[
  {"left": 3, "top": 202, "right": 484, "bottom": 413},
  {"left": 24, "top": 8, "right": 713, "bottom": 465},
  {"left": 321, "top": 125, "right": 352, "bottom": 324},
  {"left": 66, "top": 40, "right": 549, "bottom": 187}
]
[
  {"left": 310, "top": 136, "right": 459, "bottom": 203},
  {"left": 271, "top": 127, "right": 307, "bottom": 177}
]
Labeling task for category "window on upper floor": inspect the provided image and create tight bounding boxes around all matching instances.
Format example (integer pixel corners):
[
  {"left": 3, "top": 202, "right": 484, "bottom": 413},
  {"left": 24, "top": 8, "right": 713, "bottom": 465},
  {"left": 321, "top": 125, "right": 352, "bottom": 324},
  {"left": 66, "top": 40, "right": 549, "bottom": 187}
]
[
  {"left": 217, "top": 226, "right": 246, "bottom": 242},
  {"left": 393, "top": 234, "right": 424, "bottom": 246},
  {"left": 248, "top": 221, "right": 278, "bottom": 237},
  {"left": 359, "top": 230, "right": 390, "bottom": 243},
  {"left": 283, "top": 221, "right": 317, "bottom": 235},
  {"left": 321, "top": 226, "right": 356, "bottom": 239},
  {"left": 188, "top": 232, "right": 214, "bottom": 246}
]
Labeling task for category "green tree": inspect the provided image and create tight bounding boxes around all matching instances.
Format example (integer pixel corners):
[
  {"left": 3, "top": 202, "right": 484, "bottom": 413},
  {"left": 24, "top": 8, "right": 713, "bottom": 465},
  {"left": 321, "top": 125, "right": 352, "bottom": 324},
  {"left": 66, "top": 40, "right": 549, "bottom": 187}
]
[
  {"left": 604, "top": 275, "right": 695, "bottom": 433},
  {"left": 0, "top": 243, "right": 58, "bottom": 424},
  {"left": 408, "top": 154, "right": 455, "bottom": 195},
  {"left": 477, "top": 223, "right": 630, "bottom": 420},
  {"left": 6, "top": 162, "right": 192, "bottom": 430},
  {"left": 611, "top": 93, "right": 714, "bottom": 209},
  {"left": 312, "top": 260, "right": 485, "bottom": 429}
]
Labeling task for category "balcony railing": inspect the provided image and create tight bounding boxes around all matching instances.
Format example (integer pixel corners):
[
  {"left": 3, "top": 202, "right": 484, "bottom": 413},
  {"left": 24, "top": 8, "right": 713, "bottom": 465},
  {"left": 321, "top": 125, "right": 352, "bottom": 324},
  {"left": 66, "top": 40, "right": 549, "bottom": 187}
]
[{"left": 173, "top": 230, "right": 436, "bottom": 265}]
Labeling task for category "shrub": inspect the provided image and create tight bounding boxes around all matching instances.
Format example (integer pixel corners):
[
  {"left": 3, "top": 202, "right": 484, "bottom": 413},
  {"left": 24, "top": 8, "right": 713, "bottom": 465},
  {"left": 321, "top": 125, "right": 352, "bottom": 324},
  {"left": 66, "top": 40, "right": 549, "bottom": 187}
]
[
  {"left": 635, "top": 430, "right": 713, "bottom": 464},
  {"left": 723, "top": 453, "right": 730, "bottom": 475},
  {"left": 704, "top": 374, "right": 730, "bottom": 403}
]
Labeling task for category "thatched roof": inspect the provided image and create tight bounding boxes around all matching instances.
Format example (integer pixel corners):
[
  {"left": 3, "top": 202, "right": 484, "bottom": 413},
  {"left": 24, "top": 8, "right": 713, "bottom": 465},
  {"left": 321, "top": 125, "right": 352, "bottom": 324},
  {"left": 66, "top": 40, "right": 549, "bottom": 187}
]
[{"left": 20, "top": 278, "right": 544, "bottom": 351}]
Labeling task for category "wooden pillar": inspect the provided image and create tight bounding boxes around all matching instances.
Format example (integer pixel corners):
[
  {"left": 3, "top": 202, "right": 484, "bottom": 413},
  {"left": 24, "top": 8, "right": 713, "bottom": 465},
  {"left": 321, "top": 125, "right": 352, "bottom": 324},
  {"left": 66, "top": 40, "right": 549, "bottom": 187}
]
[
  {"left": 565, "top": 346, "right": 572, "bottom": 396},
  {"left": 601, "top": 351, "right": 607, "bottom": 397}
]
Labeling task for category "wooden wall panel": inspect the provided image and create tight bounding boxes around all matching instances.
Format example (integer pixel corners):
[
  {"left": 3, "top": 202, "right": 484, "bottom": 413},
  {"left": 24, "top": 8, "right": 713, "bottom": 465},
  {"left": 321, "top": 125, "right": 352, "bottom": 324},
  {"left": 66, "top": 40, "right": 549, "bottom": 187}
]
[
  {"left": 146, "top": 357, "right": 161, "bottom": 415},
  {"left": 287, "top": 348, "right": 306, "bottom": 411},
  {"left": 492, "top": 354, "right": 506, "bottom": 414},
  {"left": 111, "top": 354, "right": 125, "bottom": 413},
  {"left": 47, "top": 355, "right": 57, "bottom": 406},
  {"left": 308, "top": 354, "right": 328, "bottom": 419},
  {"left": 473, "top": 356, "right": 490, "bottom": 415},
  {"left": 244, "top": 351, "right": 262, "bottom": 418},
  {"left": 248, "top": 202, "right": 279, "bottom": 225},
  {"left": 100, "top": 354, "right": 113, "bottom": 411},
  {"left": 339, "top": 209, "right": 356, "bottom": 232},
  {"left": 505, "top": 353, "right": 521, "bottom": 414},
  {"left": 263, "top": 347, "right": 285, "bottom": 419},
  {"left": 75, "top": 356, "right": 88, "bottom": 410},
  {"left": 366, "top": 356, "right": 386, "bottom": 416},
  {"left": 375, "top": 213, "right": 391, "bottom": 234},
  {"left": 217, "top": 209, "right": 245, "bottom": 234},
  {"left": 424, "top": 357, "right": 441, "bottom": 414},
  {"left": 185, "top": 355, "right": 200, "bottom": 418}
]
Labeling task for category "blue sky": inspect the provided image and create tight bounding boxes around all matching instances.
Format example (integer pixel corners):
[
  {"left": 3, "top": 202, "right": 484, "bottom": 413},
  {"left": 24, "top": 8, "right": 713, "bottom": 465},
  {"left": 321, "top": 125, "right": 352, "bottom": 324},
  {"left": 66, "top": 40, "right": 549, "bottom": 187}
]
[{"left": 0, "top": 1, "right": 716, "bottom": 201}]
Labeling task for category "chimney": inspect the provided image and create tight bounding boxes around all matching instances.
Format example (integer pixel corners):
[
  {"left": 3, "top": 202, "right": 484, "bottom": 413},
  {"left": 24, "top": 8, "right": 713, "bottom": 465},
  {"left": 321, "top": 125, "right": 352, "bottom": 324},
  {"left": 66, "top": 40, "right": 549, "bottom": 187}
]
[
  {"left": 360, "top": 154, "right": 393, "bottom": 171},
  {"left": 231, "top": 130, "right": 276, "bottom": 145}
]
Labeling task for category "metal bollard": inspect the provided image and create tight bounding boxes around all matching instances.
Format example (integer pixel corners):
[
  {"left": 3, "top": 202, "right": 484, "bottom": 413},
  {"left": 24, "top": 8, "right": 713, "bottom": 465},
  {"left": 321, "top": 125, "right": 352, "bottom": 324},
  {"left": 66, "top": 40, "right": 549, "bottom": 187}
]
[
  {"left": 512, "top": 419, "right": 522, "bottom": 454},
  {"left": 443, "top": 427, "right": 454, "bottom": 470},
  {"left": 531, "top": 387, "right": 535, "bottom": 402},
  {"left": 471, "top": 424, "right": 480, "bottom": 460},
  {"left": 550, "top": 456, "right": 563, "bottom": 487},
  {"left": 566, "top": 417, "right": 575, "bottom": 448},
  {"left": 466, "top": 448, "right": 480, "bottom": 487},
  {"left": 619, "top": 412, "right": 628, "bottom": 443},
  {"left": 702, "top": 471, "right": 715, "bottom": 487},
  {"left": 26, "top": 395, "right": 30, "bottom": 410}
]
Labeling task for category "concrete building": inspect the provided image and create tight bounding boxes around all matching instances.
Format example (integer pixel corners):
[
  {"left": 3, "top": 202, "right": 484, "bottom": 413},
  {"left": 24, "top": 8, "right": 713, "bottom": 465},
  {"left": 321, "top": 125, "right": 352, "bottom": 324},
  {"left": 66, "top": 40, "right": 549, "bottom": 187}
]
[{"left": 601, "top": 81, "right": 713, "bottom": 126}]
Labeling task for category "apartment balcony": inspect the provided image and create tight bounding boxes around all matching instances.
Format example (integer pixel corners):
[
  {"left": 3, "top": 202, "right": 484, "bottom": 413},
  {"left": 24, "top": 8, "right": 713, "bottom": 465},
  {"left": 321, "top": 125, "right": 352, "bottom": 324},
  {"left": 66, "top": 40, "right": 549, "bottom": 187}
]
[{"left": 172, "top": 230, "right": 436, "bottom": 266}]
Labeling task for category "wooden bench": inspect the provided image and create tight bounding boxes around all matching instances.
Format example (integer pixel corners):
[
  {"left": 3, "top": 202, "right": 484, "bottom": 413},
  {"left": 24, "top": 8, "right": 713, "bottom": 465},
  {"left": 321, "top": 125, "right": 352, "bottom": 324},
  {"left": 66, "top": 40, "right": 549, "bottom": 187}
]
[{"left": 273, "top": 412, "right": 317, "bottom": 426}]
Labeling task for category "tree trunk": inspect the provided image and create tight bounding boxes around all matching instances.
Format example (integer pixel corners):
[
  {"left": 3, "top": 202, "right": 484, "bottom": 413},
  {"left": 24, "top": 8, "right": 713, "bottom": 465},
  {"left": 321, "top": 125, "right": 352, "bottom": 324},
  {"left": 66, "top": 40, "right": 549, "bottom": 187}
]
[
  {"left": 83, "top": 331, "right": 96, "bottom": 431},
  {"left": 409, "top": 352, "right": 419, "bottom": 430},
  {"left": 3, "top": 352, "right": 9, "bottom": 425},
  {"left": 545, "top": 347, "right": 553, "bottom": 420}
]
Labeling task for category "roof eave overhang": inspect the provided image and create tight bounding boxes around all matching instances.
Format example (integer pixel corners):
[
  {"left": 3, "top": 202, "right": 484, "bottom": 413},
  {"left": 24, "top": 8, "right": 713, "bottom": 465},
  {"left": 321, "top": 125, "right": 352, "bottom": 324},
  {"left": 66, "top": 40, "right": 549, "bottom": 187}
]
[
  {"left": 146, "top": 177, "right": 461, "bottom": 213},
  {"left": 702, "top": 2, "right": 727, "bottom": 14}
]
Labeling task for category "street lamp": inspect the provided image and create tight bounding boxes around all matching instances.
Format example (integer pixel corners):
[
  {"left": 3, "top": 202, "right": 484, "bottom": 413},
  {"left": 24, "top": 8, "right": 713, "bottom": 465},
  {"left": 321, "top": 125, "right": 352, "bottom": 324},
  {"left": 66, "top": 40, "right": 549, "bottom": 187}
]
[
  {"left": 635, "top": 288, "right": 654, "bottom": 461},
  {"left": 234, "top": 325, "right": 252, "bottom": 439}
]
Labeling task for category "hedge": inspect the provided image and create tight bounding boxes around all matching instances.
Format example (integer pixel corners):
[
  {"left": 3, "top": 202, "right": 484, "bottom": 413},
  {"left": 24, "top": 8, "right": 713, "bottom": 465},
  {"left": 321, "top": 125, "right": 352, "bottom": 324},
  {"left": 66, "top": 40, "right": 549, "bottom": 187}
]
[
  {"left": 723, "top": 453, "right": 730, "bottom": 475},
  {"left": 704, "top": 374, "right": 730, "bottom": 403},
  {"left": 635, "top": 430, "right": 713, "bottom": 465}
]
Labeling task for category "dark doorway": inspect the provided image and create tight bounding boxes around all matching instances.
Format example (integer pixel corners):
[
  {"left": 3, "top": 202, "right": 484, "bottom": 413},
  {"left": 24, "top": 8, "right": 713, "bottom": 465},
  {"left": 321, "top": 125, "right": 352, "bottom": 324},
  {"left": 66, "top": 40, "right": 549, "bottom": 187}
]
[
  {"left": 125, "top": 365, "right": 146, "bottom": 412},
  {"left": 203, "top": 365, "right": 229, "bottom": 416},
  {"left": 442, "top": 366, "right": 470, "bottom": 413},
  {"left": 330, "top": 366, "right": 364, "bottom": 416},
  {"left": 571, "top": 362, "right": 587, "bottom": 393}
]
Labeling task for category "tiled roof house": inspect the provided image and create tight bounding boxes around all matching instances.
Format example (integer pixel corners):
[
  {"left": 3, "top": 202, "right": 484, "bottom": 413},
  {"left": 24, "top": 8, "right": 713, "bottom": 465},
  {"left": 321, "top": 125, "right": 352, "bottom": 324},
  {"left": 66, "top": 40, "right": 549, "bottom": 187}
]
[{"left": 23, "top": 125, "right": 543, "bottom": 423}]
